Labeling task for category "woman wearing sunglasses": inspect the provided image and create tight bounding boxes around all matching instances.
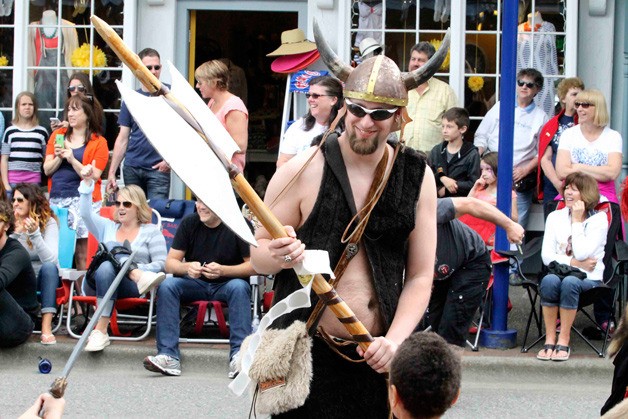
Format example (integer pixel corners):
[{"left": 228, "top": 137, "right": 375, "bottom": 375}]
[
  {"left": 44, "top": 94, "right": 109, "bottom": 271},
  {"left": 11, "top": 183, "right": 59, "bottom": 344},
  {"left": 195, "top": 60, "right": 248, "bottom": 172},
  {"left": 556, "top": 89, "right": 623, "bottom": 205},
  {"left": 77, "top": 174, "right": 166, "bottom": 352},
  {"left": 50, "top": 72, "right": 104, "bottom": 134},
  {"left": 276, "top": 76, "right": 344, "bottom": 168},
  {"left": 1, "top": 92, "right": 49, "bottom": 195}
]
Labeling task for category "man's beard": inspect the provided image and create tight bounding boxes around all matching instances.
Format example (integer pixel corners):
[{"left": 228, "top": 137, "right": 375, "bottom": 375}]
[{"left": 347, "top": 130, "right": 380, "bottom": 155}]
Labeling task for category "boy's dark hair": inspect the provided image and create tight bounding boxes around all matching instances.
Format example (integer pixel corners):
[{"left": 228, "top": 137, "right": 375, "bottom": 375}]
[
  {"left": 390, "top": 332, "right": 461, "bottom": 418},
  {"left": 138, "top": 48, "right": 160, "bottom": 60},
  {"left": 517, "top": 68, "right": 543, "bottom": 89},
  {"left": 442, "top": 107, "right": 470, "bottom": 129}
]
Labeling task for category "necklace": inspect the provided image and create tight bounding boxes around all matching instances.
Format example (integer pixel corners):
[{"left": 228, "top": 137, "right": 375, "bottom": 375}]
[{"left": 40, "top": 22, "right": 58, "bottom": 39}]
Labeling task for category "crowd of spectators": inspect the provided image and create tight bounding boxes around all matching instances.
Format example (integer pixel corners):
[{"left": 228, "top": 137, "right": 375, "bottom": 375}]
[{"left": 0, "top": 41, "right": 626, "bottom": 410}]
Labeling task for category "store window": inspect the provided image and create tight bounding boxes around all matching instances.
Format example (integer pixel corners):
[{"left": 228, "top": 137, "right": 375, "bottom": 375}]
[
  {"left": 0, "top": 2, "right": 15, "bottom": 125},
  {"left": 348, "top": 1, "right": 573, "bottom": 137},
  {"left": 349, "top": 0, "right": 451, "bottom": 80},
  {"left": 26, "top": 1, "right": 125, "bottom": 146}
]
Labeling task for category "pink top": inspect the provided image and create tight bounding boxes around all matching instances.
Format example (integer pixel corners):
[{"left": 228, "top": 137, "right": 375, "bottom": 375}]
[
  {"left": 209, "top": 95, "right": 248, "bottom": 171},
  {"left": 209, "top": 95, "right": 248, "bottom": 126}
]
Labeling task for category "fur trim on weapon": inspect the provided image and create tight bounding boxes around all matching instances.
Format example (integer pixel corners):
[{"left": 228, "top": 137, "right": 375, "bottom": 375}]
[{"left": 238, "top": 321, "right": 313, "bottom": 415}]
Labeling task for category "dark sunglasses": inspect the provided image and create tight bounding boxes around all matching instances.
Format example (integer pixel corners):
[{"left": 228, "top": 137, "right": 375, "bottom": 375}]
[
  {"left": 146, "top": 65, "right": 161, "bottom": 71},
  {"left": 114, "top": 201, "right": 133, "bottom": 209},
  {"left": 575, "top": 102, "right": 594, "bottom": 109},
  {"left": 305, "top": 93, "right": 331, "bottom": 99},
  {"left": 67, "top": 85, "right": 86, "bottom": 93},
  {"left": 12, "top": 197, "right": 24, "bottom": 203},
  {"left": 517, "top": 80, "right": 536, "bottom": 89},
  {"left": 345, "top": 99, "right": 397, "bottom": 121}
]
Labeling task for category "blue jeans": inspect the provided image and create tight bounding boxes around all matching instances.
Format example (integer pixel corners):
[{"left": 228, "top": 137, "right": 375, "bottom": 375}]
[
  {"left": 516, "top": 189, "right": 534, "bottom": 230},
  {"left": 38, "top": 262, "right": 60, "bottom": 314},
  {"left": 0, "top": 289, "right": 34, "bottom": 347},
  {"left": 82, "top": 261, "right": 140, "bottom": 317},
  {"left": 156, "top": 276, "right": 252, "bottom": 360},
  {"left": 123, "top": 166, "right": 170, "bottom": 200},
  {"left": 539, "top": 274, "right": 600, "bottom": 310}
]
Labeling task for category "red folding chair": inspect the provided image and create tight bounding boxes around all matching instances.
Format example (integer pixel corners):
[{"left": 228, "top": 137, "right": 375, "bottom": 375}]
[{"left": 66, "top": 207, "right": 157, "bottom": 341}]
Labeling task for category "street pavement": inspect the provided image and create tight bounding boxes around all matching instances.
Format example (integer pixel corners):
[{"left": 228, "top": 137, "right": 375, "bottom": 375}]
[{"left": 0, "top": 286, "right": 618, "bottom": 418}]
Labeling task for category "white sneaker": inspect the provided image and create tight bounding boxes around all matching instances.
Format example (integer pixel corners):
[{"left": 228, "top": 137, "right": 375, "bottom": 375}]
[
  {"left": 143, "top": 354, "right": 181, "bottom": 376},
  {"left": 228, "top": 351, "right": 240, "bottom": 379},
  {"left": 84, "top": 330, "right": 110, "bottom": 352},
  {"left": 137, "top": 271, "right": 166, "bottom": 295}
]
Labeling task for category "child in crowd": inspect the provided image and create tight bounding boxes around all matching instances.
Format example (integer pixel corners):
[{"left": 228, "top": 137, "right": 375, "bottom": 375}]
[
  {"left": 428, "top": 107, "right": 480, "bottom": 198},
  {"left": 389, "top": 332, "right": 461, "bottom": 419},
  {"left": 462, "top": 152, "right": 518, "bottom": 247}
]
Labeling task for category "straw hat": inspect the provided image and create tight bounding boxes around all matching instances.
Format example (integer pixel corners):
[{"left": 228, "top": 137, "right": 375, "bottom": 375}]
[
  {"left": 359, "top": 38, "right": 383, "bottom": 59},
  {"left": 267, "top": 28, "right": 317, "bottom": 57}
]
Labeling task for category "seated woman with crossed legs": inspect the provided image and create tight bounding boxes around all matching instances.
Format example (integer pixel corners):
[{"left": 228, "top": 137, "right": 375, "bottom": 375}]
[
  {"left": 78, "top": 167, "right": 167, "bottom": 352},
  {"left": 537, "top": 172, "right": 608, "bottom": 361}
]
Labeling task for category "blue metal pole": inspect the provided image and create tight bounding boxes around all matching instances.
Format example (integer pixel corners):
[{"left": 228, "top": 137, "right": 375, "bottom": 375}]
[{"left": 480, "top": 0, "right": 518, "bottom": 349}]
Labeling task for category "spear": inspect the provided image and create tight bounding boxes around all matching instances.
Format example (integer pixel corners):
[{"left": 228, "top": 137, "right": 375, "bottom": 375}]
[
  {"left": 50, "top": 251, "right": 138, "bottom": 398},
  {"left": 90, "top": 16, "right": 375, "bottom": 349}
]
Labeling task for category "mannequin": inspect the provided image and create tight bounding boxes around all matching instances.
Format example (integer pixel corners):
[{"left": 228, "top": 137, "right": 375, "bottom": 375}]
[
  {"left": 354, "top": 1, "right": 383, "bottom": 47},
  {"left": 517, "top": 11, "right": 558, "bottom": 117},
  {"left": 28, "top": 10, "right": 79, "bottom": 109}
]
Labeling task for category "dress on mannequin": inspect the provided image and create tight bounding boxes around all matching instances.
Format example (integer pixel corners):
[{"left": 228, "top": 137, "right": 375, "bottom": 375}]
[
  {"left": 517, "top": 12, "right": 558, "bottom": 117},
  {"left": 28, "top": 10, "right": 79, "bottom": 109},
  {"left": 354, "top": 1, "right": 383, "bottom": 46}
]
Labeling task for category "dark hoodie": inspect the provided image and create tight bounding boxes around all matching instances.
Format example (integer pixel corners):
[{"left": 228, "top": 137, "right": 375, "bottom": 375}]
[{"left": 428, "top": 141, "right": 481, "bottom": 197}]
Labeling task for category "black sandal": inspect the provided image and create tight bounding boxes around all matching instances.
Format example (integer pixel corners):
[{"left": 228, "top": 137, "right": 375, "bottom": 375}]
[
  {"left": 536, "top": 344, "right": 555, "bottom": 361},
  {"left": 551, "top": 345, "right": 570, "bottom": 361}
]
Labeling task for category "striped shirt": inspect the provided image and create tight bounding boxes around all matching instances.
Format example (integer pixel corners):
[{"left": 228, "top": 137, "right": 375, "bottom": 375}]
[
  {"left": 1, "top": 125, "right": 48, "bottom": 173},
  {"left": 78, "top": 181, "right": 167, "bottom": 272}
]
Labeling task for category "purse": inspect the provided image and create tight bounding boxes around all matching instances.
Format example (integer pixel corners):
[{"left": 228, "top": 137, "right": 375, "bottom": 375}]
[
  {"left": 514, "top": 170, "right": 537, "bottom": 193},
  {"left": 240, "top": 321, "right": 312, "bottom": 416},
  {"left": 547, "top": 261, "right": 587, "bottom": 280}
]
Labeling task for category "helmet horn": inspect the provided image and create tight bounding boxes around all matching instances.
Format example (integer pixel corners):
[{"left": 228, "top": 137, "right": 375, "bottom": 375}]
[
  {"left": 402, "top": 29, "right": 452, "bottom": 91},
  {"left": 313, "top": 19, "right": 353, "bottom": 82}
]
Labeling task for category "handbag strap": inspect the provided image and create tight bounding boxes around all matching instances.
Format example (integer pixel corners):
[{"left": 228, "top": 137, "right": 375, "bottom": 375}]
[{"left": 306, "top": 139, "right": 401, "bottom": 333}]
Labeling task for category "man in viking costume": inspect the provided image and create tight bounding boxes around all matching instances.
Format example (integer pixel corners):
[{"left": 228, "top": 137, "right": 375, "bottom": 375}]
[{"left": 250, "top": 24, "right": 442, "bottom": 417}]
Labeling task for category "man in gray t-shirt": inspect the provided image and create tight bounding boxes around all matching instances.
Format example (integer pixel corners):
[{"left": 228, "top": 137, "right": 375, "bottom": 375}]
[{"left": 430, "top": 197, "right": 524, "bottom": 346}]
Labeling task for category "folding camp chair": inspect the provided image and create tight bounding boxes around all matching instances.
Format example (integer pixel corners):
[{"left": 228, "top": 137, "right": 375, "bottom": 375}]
[
  {"left": 66, "top": 206, "right": 159, "bottom": 341},
  {"left": 520, "top": 200, "right": 626, "bottom": 357}
]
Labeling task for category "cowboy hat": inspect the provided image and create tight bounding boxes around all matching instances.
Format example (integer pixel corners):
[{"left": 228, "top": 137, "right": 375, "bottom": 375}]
[{"left": 267, "top": 28, "right": 317, "bottom": 57}]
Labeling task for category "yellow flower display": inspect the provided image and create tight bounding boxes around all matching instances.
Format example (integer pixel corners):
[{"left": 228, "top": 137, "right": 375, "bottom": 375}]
[
  {"left": 429, "top": 39, "right": 450, "bottom": 71},
  {"left": 468, "top": 75, "right": 484, "bottom": 93},
  {"left": 71, "top": 43, "right": 107, "bottom": 74},
  {"left": 0, "top": 55, "right": 8, "bottom": 67}
]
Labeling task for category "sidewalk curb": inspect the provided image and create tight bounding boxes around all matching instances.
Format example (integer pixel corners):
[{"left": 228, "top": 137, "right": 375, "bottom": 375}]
[{"left": 3, "top": 337, "right": 615, "bottom": 378}]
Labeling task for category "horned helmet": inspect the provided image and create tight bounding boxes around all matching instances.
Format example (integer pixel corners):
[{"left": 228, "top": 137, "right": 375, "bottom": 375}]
[{"left": 313, "top": 20, "right": 450, "bottom": 107}]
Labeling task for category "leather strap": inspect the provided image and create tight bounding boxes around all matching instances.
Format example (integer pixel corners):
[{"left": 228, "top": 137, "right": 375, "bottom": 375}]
[{"left": 269, "top": 106, "right": 347, "bottom": 211}]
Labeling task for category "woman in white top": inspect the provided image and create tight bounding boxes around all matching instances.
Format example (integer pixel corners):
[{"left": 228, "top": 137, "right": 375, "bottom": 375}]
[
  {"left": 537, "top": 172, "right": 608, "bottom": 362},
  {"left": 11, "top": 183, "right": 59, "bottom": 345},
  {"left": 276, "top": 76, "right": 343, "bottom": 168},
  {"left": 556, "top": 89, "right": 623, "bottom": 204},
  {"left": 78, "top": 168, "right": 167, "bottom": 352}
]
